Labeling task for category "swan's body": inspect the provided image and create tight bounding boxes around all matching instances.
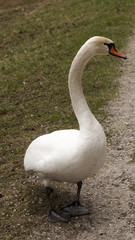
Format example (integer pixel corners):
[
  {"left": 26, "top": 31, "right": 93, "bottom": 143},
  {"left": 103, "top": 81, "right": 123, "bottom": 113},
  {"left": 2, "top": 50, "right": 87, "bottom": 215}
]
[
  {"left": 24, "top": 125, "right": 106, "bottom": 183},
  {"left": 24, "top": 36, "right": 126, "bottom": 222}
]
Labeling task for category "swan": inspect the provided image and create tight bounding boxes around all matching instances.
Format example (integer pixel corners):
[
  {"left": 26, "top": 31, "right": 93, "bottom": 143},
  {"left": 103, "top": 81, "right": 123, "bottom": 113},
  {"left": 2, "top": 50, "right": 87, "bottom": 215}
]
[{"left": 24, "top": 36, "right": 126, "bottom": 222}]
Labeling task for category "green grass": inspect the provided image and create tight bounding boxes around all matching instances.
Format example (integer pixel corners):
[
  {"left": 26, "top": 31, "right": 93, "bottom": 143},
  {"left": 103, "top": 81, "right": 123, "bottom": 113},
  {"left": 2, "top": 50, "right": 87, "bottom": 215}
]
[{"left": 0, "top": 0, "right": 135, "bottom": 239}]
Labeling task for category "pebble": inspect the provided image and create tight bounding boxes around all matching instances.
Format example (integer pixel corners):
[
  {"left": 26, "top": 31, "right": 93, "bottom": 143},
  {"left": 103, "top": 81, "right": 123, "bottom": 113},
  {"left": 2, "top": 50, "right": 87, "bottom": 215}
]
[
  {"left": 117, "top": 146, "right": 123, "bottom": 150},
  {"left": 128, "top": 202, "right": 134, "bottom": 208},
  {"left": 98, "top": 230, "right": 105, "bottom": 235}
]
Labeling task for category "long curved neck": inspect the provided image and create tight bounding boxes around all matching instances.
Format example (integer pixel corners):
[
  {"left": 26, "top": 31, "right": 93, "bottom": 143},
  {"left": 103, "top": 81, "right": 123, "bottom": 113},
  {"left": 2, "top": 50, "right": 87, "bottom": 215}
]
[{"left": 68, "top": 40, "right": 97, "bottom": 133}]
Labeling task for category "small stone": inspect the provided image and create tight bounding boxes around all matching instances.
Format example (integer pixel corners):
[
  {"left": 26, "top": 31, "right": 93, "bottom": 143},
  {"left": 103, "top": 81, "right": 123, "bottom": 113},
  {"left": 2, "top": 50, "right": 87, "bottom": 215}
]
[
  {"left": 0, "top": 193, "right": 3, "bottom": 198},
  {"left": 117, "top": 146, "right": 123, "bottom": 150},
  {"left": 128, "top": 202, "right": 133, "bottom": 208},
  {"left": 98, "top": 230, "right": 104, "bottom": 235},
  {"left": 114, "top": 183, "right": 119, "bottom": 187}
]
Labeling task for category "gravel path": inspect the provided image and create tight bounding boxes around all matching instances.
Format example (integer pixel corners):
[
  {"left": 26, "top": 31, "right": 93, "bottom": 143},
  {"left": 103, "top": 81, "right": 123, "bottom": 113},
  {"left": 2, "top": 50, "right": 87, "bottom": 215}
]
[
  {"left": 83, "top": 33, "right": 135, "bottom": 240},
  {"left": 28, "top": 34, "right": 135, "bottom": 240}
]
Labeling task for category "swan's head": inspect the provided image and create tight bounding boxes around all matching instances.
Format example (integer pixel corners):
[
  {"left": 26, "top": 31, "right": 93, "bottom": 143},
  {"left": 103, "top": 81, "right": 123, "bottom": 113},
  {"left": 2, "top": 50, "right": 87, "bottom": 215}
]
[{"left": 88, "top": 36, "right": 127, "bottom": 59}]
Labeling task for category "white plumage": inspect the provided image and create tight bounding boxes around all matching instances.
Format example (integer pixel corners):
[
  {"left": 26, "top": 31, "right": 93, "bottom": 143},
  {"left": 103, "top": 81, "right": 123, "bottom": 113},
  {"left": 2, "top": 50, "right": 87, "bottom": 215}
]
[{"left": 25, "top": 125, "right": 106, "bottom": 183}]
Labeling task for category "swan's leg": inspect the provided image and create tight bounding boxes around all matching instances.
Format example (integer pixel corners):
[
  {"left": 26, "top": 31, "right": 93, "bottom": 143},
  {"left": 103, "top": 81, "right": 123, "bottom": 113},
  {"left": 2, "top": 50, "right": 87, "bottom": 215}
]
[
  {"left": 61, "top": 181, "right": 90, "bottom": 217},
  {"left": 45, "top": 187, "right": 71, "bottom": 223}
]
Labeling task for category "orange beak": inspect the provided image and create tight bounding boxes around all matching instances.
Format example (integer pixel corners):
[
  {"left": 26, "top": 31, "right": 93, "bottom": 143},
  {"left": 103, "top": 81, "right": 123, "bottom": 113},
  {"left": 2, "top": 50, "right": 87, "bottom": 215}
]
[{"left": 109, "top": 45, "right": 127, "bottom": 59}]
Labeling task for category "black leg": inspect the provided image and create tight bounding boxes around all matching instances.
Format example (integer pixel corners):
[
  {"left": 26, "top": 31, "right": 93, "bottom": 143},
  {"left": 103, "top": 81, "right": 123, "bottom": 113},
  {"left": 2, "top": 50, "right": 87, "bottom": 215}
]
[
  {"left": 77, "top": 181, "right": 82, "bottom": 202},
  {"left": 45, "top": 187, "right": 71, "bottom": 223},
  {"left": 45, "top": 186, "right": 53, "bottom": 211},
  {"left": 61, "top": 181, "right": 90, "bottom": 217}
]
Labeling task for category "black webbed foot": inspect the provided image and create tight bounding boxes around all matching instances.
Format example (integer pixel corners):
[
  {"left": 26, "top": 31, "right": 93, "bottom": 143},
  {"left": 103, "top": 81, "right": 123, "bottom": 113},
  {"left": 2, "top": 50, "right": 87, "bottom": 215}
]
[
  {"left": 61, "top": 200, "right": 90, "bottom": 217},
  {"left": 45, "top": 181, "right": 89, "bottom": 222},
  {"left": 45, "top": 187, "right": 71, "bottom": 223},
  {"left": 48, "top": 209, "right": 71, "bottom": 223}
]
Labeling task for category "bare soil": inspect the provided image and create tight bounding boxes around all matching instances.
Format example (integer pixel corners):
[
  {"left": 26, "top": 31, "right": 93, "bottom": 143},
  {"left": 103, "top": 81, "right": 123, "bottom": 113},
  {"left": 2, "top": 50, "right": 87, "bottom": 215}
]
[{"left": 25, "top": 33, "right": 135, "bottom": 240}]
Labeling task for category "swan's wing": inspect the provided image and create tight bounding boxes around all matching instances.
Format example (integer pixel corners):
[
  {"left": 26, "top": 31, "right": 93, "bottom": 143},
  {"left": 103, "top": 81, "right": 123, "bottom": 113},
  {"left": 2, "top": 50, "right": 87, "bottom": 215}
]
[{"left": 24, "top": 129, "right": 79, "bottom": 173}]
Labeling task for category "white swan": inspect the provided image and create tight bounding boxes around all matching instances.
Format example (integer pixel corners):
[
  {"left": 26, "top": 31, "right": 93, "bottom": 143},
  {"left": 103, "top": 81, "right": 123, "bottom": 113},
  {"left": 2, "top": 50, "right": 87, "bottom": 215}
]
[{"left": 24, "top": 36, "right": 126, "bottom": 222}]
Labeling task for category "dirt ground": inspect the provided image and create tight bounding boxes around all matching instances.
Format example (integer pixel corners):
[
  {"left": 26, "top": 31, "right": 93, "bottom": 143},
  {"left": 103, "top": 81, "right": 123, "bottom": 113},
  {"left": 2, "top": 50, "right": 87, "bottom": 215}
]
[{"left": 26, "top": 34, "right": 135, "bottom": 240}]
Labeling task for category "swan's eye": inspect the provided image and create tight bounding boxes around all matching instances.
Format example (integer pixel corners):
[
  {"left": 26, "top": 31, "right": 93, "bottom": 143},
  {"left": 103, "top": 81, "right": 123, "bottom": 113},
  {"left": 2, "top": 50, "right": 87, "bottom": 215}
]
[{"left": 104, "top": 42, "right": 115, "bottom": 51}]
